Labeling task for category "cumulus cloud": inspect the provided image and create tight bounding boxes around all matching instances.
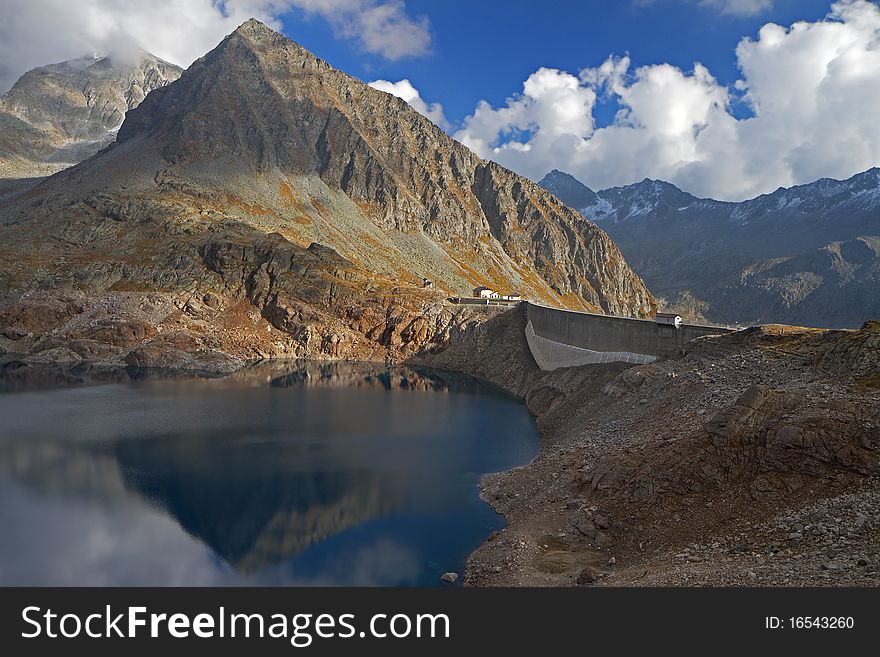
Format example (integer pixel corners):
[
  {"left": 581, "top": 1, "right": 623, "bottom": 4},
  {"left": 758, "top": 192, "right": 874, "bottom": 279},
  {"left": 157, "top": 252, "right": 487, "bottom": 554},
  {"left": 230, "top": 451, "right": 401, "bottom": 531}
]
[
  {"left": 368, "top": 79, "right": 449, "bottom": 128},
  {"left": 0, "top": 0, "right": 431, "bottom": 94},
  {"left": 455, "top": 68, "right": 598, "bottom": 164},
  {"left": 454, "top": 0, "right": 880, "bottom": 201}
]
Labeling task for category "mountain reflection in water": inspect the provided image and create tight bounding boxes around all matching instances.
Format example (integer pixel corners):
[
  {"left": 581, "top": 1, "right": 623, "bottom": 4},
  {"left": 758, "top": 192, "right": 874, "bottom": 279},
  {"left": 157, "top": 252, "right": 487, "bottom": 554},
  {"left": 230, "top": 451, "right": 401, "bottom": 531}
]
[{"left": 0, "top": 361, "right": 538, "bottom": 586}]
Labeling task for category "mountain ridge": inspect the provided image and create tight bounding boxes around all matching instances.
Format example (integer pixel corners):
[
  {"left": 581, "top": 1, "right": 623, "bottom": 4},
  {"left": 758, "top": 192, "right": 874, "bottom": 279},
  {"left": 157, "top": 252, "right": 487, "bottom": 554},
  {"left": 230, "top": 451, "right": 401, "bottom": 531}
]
[
  {"left": 539, "top": 168, "right": 880, "bottom": 328},
  {"left": 540, "top": 167, "right": 880, "bottom": 219}
]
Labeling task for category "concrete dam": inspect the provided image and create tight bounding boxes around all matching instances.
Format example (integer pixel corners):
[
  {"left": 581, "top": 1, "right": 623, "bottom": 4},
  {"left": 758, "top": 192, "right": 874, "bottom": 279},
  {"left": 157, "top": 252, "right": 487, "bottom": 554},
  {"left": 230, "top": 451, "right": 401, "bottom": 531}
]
[{"left": 523, "top": 302, "right": 732, "bottom": 371}]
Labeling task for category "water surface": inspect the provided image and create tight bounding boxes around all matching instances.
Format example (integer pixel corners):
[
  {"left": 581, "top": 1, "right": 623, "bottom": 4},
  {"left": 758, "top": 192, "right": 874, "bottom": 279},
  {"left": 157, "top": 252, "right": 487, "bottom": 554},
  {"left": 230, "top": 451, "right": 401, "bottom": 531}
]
[{"left": 0, "top": 361, "right": 537, "bottom": 586}]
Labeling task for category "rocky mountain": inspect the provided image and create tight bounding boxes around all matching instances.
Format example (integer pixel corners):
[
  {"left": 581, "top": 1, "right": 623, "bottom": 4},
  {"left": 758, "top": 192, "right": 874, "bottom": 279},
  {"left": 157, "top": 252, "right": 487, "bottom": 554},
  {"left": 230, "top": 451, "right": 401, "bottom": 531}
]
[
  {"left": 538, "top": 169, "right": 880, "bottom": 328},
  {"left": 538, "top": 169, "right": 602, "bottom": 213},
  {"left": 0, "top": 52, "right": 182, "bottom": 179},
  {"left": 0, "top": 20, "right": 653, "bottom": 369}
]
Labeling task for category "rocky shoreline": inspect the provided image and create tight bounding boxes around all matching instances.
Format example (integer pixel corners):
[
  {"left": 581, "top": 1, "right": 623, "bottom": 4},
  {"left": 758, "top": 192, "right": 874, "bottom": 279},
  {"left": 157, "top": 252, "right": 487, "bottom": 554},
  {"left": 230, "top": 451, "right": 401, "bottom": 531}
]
[{"left": 415, "top": 308, "right": 880, "bottom": 587}]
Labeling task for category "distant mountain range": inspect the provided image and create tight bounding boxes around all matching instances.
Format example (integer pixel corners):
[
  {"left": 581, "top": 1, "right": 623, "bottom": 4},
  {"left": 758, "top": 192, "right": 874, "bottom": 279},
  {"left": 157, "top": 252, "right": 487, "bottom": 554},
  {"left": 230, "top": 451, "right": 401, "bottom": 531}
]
[
  {"left": 539, "top": 169, "right": 880, "bottom": 328},
  {"left": 0, "top": 52, "right": 181, "bottom": 179}
]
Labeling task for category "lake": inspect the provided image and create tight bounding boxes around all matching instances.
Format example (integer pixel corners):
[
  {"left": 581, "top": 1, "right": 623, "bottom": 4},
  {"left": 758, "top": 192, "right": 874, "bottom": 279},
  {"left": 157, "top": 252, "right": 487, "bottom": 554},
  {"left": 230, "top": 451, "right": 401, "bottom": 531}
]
[{"left": 0, "top": 361, "right": 538, "bottom": 586}]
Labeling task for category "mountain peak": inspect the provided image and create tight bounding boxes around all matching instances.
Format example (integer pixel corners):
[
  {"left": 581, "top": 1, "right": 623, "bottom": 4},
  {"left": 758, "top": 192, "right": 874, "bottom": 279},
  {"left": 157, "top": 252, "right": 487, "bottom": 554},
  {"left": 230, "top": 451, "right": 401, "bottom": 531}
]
[
  {"left": 229, "top": 17, "right": 290, "bottom": 48},
  {"left": 538, "top": 169, "right": 599, "bottom": 212},
  {"left": 539, "top": 169, "right": 593, "bottom": 189},
  {"left": 607, "top": 177, "right": 697, "bottom": 203},
  {"left": 225, "top": 18, "right": 320, "bottom": 63},
  {"left": 115, "top": 19, "right": 341, "bottom": 160},
  {"left": 235, "top": 17, "right": 273, "bottom": 34}
]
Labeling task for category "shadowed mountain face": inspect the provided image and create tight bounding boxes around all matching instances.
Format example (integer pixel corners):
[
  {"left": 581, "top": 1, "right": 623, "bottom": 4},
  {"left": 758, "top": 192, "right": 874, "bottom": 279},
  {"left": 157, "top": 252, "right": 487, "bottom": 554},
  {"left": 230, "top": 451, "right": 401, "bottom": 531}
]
[
  {"left": 0, "top": 20, "right": 654, "bottom": 368},
  {"left": 538, "top": 169, "right": 880, "bottom": 328},
  {"left": 0, "top": 52, "right": 182, "bottom": 179}
]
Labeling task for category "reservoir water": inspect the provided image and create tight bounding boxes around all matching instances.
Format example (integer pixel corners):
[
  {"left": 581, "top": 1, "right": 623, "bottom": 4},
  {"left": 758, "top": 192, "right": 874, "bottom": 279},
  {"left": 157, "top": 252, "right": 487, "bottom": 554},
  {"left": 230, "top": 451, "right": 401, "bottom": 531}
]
[{"left": 0, "top": 361, "right": 538, "bottom": 586}]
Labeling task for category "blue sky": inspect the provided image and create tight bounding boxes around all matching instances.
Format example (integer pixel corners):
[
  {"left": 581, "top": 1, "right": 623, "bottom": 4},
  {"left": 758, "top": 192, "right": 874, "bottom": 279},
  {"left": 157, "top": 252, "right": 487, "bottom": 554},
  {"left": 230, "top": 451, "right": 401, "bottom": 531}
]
[{"left": 276, "top": 0, "right": 833, "bottom": 127}]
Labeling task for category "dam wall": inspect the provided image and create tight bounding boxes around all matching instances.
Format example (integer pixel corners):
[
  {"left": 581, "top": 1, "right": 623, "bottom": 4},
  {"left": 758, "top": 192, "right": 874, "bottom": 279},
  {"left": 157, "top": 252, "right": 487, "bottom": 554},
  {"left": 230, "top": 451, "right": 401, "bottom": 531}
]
[{"left": 523, "top": 302, "right": 732, "bottom": 370}]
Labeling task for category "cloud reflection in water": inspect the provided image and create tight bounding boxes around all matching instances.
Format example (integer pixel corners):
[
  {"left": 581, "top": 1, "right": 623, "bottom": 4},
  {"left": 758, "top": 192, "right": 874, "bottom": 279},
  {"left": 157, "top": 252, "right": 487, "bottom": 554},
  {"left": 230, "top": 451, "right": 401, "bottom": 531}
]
[{"left": 0, "top": 362, "right": 537, "bottom": 586}]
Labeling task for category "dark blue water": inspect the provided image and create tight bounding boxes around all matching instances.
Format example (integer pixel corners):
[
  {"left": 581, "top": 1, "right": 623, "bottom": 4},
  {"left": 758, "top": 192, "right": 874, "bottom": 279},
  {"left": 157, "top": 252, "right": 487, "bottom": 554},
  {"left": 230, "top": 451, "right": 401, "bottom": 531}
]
[{"left": 0, "top": 362, "right": 538, "bottom": 586}]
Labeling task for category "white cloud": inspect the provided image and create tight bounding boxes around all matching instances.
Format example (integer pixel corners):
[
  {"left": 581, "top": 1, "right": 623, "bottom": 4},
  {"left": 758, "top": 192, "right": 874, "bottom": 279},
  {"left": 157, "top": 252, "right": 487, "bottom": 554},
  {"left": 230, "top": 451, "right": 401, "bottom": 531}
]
[
  {"left": 637, "top": 0, "right": 774, "bottom": 16},
  {"left": 455, "top": 67, "right": 597, "bottom": 163},
  {"left": 368, "top": 79, "right": 449, "bottom": 128},
  {"left": 0, "top": 0, "right": 431, "bottom": 94},
  {"left": 699, "top": 0, "right": 773, "bottom": 15},
  {"left": 455, "top": 0, "right": 880, "bottom": 201},
  {"left": 294, "top": 0, "right": 430, "bottom": 60}
]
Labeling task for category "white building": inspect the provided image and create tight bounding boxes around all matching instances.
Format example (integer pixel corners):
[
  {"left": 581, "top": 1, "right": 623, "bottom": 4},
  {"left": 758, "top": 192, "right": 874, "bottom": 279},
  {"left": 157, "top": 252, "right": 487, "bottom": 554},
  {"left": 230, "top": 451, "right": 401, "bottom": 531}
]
[
  {"left": 655, "top": 312, "right": 683, "bottom": 328},
  {"left": 474, "top": 286, "right": 499, "bottom": 299}
]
